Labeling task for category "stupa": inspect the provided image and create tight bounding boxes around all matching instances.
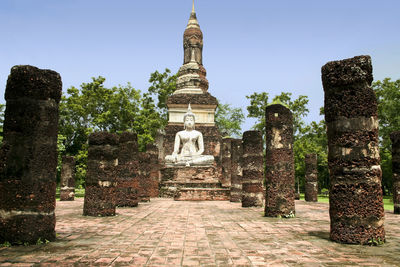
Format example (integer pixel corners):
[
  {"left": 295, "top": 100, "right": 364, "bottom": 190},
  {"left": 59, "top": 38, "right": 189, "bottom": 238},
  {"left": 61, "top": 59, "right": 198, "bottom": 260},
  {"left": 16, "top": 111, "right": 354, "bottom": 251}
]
[{"left": 159, "top": 1, "right": 229, "bottom": 200}]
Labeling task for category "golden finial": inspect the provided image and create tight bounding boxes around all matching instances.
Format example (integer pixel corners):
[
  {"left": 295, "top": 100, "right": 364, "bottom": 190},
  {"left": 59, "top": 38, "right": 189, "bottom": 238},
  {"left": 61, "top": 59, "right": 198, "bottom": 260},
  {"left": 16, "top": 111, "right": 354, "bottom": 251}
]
[{"left": 192, "top": 0, "right": 195, "bottom": 13}]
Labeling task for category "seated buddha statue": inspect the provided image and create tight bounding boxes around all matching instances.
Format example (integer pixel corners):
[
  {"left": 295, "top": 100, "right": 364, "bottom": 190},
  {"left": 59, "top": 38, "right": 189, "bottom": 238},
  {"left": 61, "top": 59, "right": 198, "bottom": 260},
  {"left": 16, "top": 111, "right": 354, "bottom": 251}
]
[{"left": 165, "top": 104, "right": 214, "bottom": 166}]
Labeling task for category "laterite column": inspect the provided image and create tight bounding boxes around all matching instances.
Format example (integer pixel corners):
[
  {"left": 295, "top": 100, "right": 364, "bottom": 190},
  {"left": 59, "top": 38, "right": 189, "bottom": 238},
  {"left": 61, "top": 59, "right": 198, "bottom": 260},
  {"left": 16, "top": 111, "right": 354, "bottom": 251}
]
[
  {"left": 305, "top": 153, "right": 318, "bottom": 202},
  {"left": 60, "top": 156, "right": 76, "bottom": 201},
  {"left": 322, "top": 55, "right": 385, "bottom": 244},
  {"left": 221, "top": 138, "right": 232, "bottom": 188},
  {"left": 138, "top": 150, "right": 151, "bottom": 202},
  {"left": 116, "top": 132, "right": 139, "bottom": 207},
  {"left": 230, "top": 138, "right": 243, "bottom": 202},
  {"left": 83, "top": 132, "right": 118, "bottom": 216},
  {"left": 242, "top": 131, "right": 263, "bottom": 207},
  {"left": 146, "top": 144, "right": 160, "bottom": 198},
  {"left": 390, "top": 131, "right": 400, "bottom": 214},
  {"left": 0, "top": 65, "right": 62, "bottom": 244},
  {"left": 265, "top": 104, "right": 295, "bottom": 217}
]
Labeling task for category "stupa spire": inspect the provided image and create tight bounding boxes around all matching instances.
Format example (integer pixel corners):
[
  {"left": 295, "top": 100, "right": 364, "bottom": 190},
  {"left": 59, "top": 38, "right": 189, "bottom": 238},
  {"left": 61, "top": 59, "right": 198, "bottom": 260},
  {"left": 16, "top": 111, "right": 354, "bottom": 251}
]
[
  {"left": 173, "top": 0, "right": 208, "bottom": 95},
  {"left": 186, "top": 0, "right": 200, "bottom": 30}
]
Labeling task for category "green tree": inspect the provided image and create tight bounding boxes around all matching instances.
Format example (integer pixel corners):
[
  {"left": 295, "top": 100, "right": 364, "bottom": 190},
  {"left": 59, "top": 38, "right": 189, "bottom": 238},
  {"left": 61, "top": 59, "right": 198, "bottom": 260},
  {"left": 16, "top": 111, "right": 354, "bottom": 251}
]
[
  {"left": 246, "top": 92, "right": 309, "bottom": 136},
  {"left": 59, "top": 76, "right": 161, "bottom": 185},
  {"left": 215, "top": 103, "right": 245, "bottom": 138},
  {"left": 294, "top": 120, "right": 328, "bottom": 191},
  {"left": 147, "top": 68, "right": 178, "bottom": 124},
  {"left": 373, "top": 78, "right": 400, "bottom": 194}
]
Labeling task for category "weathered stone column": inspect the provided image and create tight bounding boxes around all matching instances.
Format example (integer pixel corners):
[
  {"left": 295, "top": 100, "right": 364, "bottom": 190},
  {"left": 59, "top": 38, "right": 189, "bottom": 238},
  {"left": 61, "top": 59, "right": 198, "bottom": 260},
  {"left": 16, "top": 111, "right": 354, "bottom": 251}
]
[
  {"left": 146, "top": 144, "right": 160, "bottom": 198},
  {"left": 230, "top": 138, "right": 243, "bottom": 202},
  {"left": 242, "top": 131, "right": 264, "bottom": 207},
  {"left": 83, "top": 132, "right": 118, "bottom": 216},
  {"left": 322, "top": 55, "right": 385, "bottom": 244},
  {"left": 116, "top": 132, "right": 139, "bottom": 207},
  {"left": 390, "top": 131, "right": 400, "bottom": 214},
  {"left": 221, "top": 138, "right": 232, "bottom": 187},
  {"left": 221, "top": 138, "right": 232, "bottom": 188},
  {"left": 60, "top": 156, "right": 76, "bottom": 201},
  {"left": 0, "top": 65, "right": 62, "bottom": 244},
  {"left": 305, "top": 153, "right": 318, "bottom": 202},
  {"left": 265, "top": 104, "right": 295, "bottom": 217},
  {"left": 137, "top": 151, "right": 151, "bottom": 202}
]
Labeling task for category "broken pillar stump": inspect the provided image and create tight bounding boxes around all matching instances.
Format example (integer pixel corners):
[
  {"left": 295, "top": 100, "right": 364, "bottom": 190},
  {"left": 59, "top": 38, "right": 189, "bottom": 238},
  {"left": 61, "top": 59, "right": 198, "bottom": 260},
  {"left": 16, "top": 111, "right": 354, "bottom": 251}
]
[
  {"left": 322, "top": 55, "right": 385, "bottom": 244},
  {"left": 0, "top": 65, "right": 62, "bottom": 244}
]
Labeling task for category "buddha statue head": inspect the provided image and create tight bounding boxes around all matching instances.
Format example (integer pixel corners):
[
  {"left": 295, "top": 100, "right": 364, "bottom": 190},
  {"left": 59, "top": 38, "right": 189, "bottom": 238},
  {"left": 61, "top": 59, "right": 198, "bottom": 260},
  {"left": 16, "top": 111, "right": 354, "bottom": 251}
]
[{"left": 183, "top": 104, "right": 196, "bottom": 130}]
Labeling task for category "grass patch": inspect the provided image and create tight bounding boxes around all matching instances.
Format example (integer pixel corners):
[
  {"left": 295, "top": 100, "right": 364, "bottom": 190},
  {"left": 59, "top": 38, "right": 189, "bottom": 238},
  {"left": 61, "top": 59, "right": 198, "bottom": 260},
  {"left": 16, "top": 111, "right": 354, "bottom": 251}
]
[{"left": 300, "top": 193, "right": 394, "bottom": 211}]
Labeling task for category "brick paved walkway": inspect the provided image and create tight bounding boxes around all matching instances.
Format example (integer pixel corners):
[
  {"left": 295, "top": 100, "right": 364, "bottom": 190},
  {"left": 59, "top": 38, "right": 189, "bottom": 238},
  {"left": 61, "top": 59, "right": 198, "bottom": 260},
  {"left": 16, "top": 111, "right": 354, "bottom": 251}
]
[{"left": 1, "top": 198, "right": 399, "bottom": 266}]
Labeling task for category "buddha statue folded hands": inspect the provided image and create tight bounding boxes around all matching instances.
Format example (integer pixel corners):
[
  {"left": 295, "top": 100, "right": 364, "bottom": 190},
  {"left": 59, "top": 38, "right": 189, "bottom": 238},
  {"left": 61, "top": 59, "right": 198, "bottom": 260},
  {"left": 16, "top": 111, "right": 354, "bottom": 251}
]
[{"left": 165, "top": 104, "right": 214, "bottom": 166}]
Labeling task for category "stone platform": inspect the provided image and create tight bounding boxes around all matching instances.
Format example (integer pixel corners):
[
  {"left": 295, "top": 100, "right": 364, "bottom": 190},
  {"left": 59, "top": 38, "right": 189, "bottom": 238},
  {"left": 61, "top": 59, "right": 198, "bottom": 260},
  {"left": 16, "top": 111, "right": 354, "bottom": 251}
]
[
  {"left": 1, "top": 198, "right": 400, "bottom": 266},
  {"left": 160, "top": 165, "right": 229, "bottom": 201}
]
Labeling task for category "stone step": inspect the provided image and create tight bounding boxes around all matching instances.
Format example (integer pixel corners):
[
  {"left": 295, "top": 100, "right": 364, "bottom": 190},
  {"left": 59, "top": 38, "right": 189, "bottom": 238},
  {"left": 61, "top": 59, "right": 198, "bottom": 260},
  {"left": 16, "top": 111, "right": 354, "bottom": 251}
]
[{"left": 174, "top": 188, "right": 230, "bottom": 201}]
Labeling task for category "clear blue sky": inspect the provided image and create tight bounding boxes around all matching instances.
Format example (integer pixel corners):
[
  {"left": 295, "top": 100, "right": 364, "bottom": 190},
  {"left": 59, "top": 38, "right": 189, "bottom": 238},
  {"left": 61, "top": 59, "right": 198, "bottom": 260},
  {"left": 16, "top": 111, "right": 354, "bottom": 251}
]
[{"left": 1, "top": 0, "right": 399, "bottom": 131}]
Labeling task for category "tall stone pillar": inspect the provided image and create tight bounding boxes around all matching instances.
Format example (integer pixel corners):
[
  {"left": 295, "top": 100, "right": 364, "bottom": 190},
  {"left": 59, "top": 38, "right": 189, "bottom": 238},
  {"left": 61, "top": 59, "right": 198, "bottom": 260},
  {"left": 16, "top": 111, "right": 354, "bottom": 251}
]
[
  {"left": 304, "top": 153, "right": 318, "bottom": 202},
  {"left": 116, "top": 132, "right": 139, "bottom": 207},
  {"left": 264, "top": 104, "right": 295, "bottom": 217},
  {"left": 83, "top": 132, "right": 118, "bottom": 216},
  {"left": 390, "top": 131, "right": 400, "bottom": 214},
  {"left": 0, "top": 65, "right": 62, "bottom": 244},
  {"left": 322, "top": 55, "right": 385, "bottom": 244},
  {"left": 230, "top": 138, "right": 243, "bottom": 202},
  {"left": 60, "top": 156, "right": 76, "bottom": 201},
  {"left": 221, "top": 138, "right": 232, "bottom": 188},
  {"left": 242, "top": 131, "right": 264, "bottom": 207}
]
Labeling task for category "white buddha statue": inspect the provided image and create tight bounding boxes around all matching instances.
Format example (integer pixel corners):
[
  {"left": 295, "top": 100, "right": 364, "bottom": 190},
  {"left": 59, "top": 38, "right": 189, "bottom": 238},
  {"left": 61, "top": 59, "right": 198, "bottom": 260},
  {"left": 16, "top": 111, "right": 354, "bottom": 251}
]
[{"left": 165, "top": 104, "right": 214, "bottom": 166}]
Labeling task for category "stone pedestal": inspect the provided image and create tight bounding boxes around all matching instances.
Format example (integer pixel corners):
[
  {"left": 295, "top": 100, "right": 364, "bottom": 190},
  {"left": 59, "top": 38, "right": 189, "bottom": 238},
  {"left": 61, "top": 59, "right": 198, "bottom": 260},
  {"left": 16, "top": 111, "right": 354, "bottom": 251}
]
[
  {"left": 390, "top": 131, "right": 400, "bottom": 214},
  {"left": 160, "top": 165, "right": 229, "bottom": 201},
  {"left": 322, "top": 55, "right": 385, "bottom": 244},
  {"left": 242, "top": 130, "right": 264, "bottom": 207},
  {"left": 60, "top": 156, "right": 75, "bottom": 201},
  {"left": 305, "top": 154, "right": 318, "bottom": 202},
  {"left": 0, "top": 65, "right": 62, "bottom": 244},
  {"left": 83, "top": 132, "right": 118, "bottom": 216},
  {"left": 265, "top": 104, "right": 295, "bottom": 217}
]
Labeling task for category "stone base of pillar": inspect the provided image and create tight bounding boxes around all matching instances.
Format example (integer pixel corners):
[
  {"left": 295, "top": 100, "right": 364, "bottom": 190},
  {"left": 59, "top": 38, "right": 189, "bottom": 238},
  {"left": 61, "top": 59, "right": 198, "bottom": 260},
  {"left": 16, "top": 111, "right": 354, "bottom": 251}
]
[
  {"left": 0, "top": 180, "right": 56, "bottom": 244},
  {"left": 329, "top": 183, "right": 385, "bottom": 244},
  {"left": 230, "top": 185, "right": 242, "bottom": 202},
  {"left": 242, "top": 182, "right": 263, "bottom": 207},
  {"left": 60, "top": 188, "right": 75, "bottom": 201},
  {"left": 265, "top": 183, "right": 295, "bottom": 217},
  {"left": 83, "top": 185, "right": 116, "bottom": 216},
  {"left": 116, "top": 185, "right": 138, "bottom": 207},
  {"left": 305, "top": 182, "right": 318, "bottom": 202}
]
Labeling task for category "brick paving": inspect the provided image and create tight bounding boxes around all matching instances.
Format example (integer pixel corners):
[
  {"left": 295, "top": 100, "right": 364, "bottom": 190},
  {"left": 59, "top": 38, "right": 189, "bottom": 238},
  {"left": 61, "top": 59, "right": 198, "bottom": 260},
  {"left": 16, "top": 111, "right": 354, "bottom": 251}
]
[{"left": 1, "top": 198, "right": 399, "bottom": 266}]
